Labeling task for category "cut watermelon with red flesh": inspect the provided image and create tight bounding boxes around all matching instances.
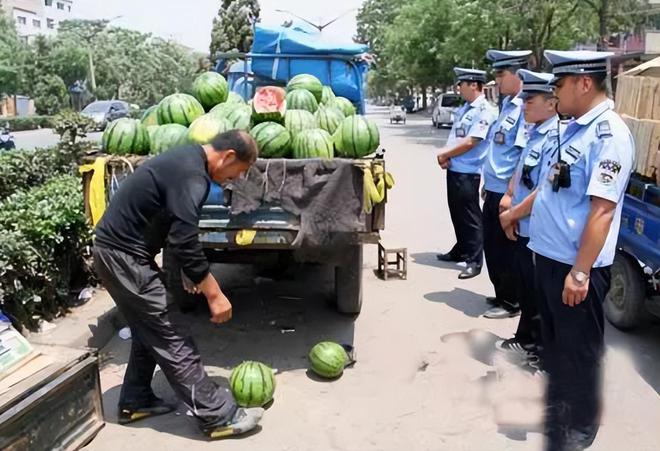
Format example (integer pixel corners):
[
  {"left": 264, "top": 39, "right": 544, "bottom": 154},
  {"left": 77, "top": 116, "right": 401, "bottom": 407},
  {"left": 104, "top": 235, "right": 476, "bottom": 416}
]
[{"left": 252, "top": 86, "right": 287, "bottom": 124}]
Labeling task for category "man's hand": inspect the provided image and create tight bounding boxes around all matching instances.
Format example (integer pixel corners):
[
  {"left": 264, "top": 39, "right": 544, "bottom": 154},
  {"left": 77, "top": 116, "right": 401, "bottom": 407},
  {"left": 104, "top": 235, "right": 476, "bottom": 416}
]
[
  {"left": 181, "top": 271, "right": 200, "bottom": 294},
  {"left": 562, "top": 272, "right": 589, "bottom": 307},
  {"left": 504, "top": 222, "right": 518, "bottom": 241},
  {"left": 208, "top": 292, "right": 233, "bottom": 324},
  {"left": 437, "top": 151, "right": 449, "bottom": 166},
  {"left": 499, "top": 193, "right": 512, "bottom": 213},
  {"left": 500, "top": 209, "right": 518, "bottom": 241}
]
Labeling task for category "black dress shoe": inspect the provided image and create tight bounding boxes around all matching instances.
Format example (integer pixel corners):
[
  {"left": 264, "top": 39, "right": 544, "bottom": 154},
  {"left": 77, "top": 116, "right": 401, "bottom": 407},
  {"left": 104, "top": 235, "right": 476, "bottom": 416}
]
[
  {"left": 485, "top": 296, "right": 500, "bottom": 306},
  {"left": 458, "top": 264, "right": 481, "bottom": 279},
  {"left": 437, "top": 252, "right": 461, "bottom": 262}
]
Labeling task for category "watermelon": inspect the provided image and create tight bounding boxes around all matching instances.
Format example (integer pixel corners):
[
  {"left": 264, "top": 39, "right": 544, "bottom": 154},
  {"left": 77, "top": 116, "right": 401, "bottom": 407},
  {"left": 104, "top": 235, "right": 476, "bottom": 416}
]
[
  {"left": 329, "top": 97, "right": 357, "bottom": 117},
  {"left": 308, "top": 342, "right": 348, "bottom": 379},
  {"left": 286, "top": 89, "right": 319, "bottom": 113},
  {"left": 250, "top": 122, "right": 292, "bottom": 158},
  {"left": 227, "top": 91, "right": 246, "bottom": 104},
  {"left": 287, "top": 74, "right": 323, "bottom": 103},
  {"left": 292, "top": 129, "right": 334, "bottom": 159},
  {"left": 192, "top": 71, "right": 229, "bottom": 111},
  {"left": 315, "top": 106, "right": 344, "bottom": 135},
  {"left": 252, "top": 86, "right": 287, "bottom": 124},
  {"left": 141, "top": 105, "right": 160, "bottom": 126},
  {"left": 188, "top": 114, "right": 231, "bottom": 145},
  {"left": 321, "top": 86, "right": 336, "bottom": 105},
  {"left": 150, "top": 123, "right": 189, "bottom": 154},
  {"left": 284, "top": 110, "right": 317, "bottom": 140},
  {"left": 209, "top": 102, "right": 234, "bottom": 118},
  {"left": 146, "top": 125, "right": 158, "bottom": 142},
  {"left": 334, "top": 115, "right": 380, "bottom": 158},
  {"left": 102, "top": 118, "right": 150, "bottom": 155},
  {"left": 218, "top": 105, "right": 252, "bottom": 131},
  {"left": 158, "top": 93, "right": 205, "bottom": 127},
  {"left": 229, "top": 361, "right": 276, "bottom": 407}
]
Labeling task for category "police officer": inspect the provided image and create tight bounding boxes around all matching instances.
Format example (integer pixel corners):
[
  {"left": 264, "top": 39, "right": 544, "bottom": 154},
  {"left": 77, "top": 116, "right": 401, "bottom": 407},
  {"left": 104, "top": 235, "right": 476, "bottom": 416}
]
[
  {"left": 528, "top": 50, "right": 634, "bottom": 450},
  {"left": 437, "top": 68, "right": 498, "bottom": 279},
  {"left": 497, "top": 69, "right": 558, "bottom": 357},
  {"left": 481, "top": 49, "right": 532, "bottom": 318}
]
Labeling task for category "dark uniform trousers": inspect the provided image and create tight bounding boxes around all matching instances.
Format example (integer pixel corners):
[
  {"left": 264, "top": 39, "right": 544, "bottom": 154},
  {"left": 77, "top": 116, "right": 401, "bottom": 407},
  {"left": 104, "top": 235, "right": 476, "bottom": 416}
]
[
  {"left": 512, "top": 236, "right": 540, "bottom": 345},
  {"left": 446, "top": 169, "right": 483, "bottom": 265},
  {"left": 92, "top": 245, "right": 237, "bottom": 427},
  {"left": 534, "top": 254, "right": 611, "bottom": 451},
  {"left": 482, "top": 190, "right": 516, "bottom": 303}
]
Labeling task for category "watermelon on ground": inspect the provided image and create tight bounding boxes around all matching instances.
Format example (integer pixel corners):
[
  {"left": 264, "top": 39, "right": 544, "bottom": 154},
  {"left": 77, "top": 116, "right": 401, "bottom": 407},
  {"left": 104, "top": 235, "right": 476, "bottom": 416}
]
[
  {"left": 286, "top": 89, "right": 319, "bottom": 113},
  {"left": 252, "top": 86, "right": 287, "bottom": 124},
  {"left": 334, "top": 115, "right": 380, "bottom": 158},
  {"left": 321, "top": 86, "right": 336, "bottom": 105},
  {"left": 315, "top": 106, "right": 344, "bottom": 135},
  {"left": 226, "top": 91, "right": 246, "bottom": 104},
  {"left": 292, "top": 128, "right": 334, "bottom": 159},
  {"left": 284, "top": 110, "right": 317, "bottom": 140},
  {"left": 150, "top": 123, "right": 189, "bottom": 154},
  {"left": 250, "top": 122, "right": 292, "bottom": 158},
  {"left": 287, "top": 74, "right": 323, "bottom": 103},
  {"left": 158, "top": 93, "right": 205, "bottom": 127},
  {"left": 188, "top": 114, "right": 231, "bottom": 145},
  {"left": 308, "top": 342, "right": 348, "bottom": 378},
  {"left": 192, "top": 71, "right": 229, "bottom": 111},
  {"left": 229, "top": 361, "right": 276, "bottom": 407},
  {"left": 146, "top": 125, "right": 158, "bottom": 142},
  {"left": 141, "top": 105, "right": 160, "bottom": 126},
  {"left": 210, "top": 102, "right": 234, "bottom": 118},
  {"left": 102, "top": 118, "right": 150, "bottom": 156},
  {"left": 329, "top": 97, "right": 357, "bottom": 117}
]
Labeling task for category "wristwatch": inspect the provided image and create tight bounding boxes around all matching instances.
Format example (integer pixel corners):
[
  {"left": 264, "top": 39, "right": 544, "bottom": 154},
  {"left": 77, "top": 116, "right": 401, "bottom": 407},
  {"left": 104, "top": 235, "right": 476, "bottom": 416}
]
[{"left": 570, "top": 269, "right": 590, "bottom": 285}]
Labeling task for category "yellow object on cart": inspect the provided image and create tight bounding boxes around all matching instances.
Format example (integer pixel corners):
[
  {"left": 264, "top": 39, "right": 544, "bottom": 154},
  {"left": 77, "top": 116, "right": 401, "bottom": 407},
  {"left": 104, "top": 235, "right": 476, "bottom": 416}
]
[{"left": 78, "top": 157, "right": 108, "bottom": 226}]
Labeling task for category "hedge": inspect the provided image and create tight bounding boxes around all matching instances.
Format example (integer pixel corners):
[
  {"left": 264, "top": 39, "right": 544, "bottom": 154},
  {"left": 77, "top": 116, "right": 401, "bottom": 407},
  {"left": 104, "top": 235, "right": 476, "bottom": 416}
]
[
  {"left": 4, "top": 115, "right": 54, "bottom": 131},
  {"left": 0, "top": 175, "right": 92, "bottom": 331},
  {"left": 0, "top": 146, "right": 77, "bottom": 199}
]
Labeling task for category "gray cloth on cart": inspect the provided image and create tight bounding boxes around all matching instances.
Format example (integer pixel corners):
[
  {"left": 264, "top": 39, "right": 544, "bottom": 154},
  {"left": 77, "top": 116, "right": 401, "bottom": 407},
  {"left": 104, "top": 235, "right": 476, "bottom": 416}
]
[{"left": 228, "top": 159, "right": 367, "bottom": 249}]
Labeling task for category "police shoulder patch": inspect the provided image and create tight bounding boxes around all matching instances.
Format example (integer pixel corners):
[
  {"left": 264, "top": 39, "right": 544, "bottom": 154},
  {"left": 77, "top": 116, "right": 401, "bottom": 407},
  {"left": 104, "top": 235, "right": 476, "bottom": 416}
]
[
  {"left": 596, "top": 120, "right": 612, "bottom": 138},
  {"left": 596, "top": 159, "right": 621, "bottom": 185}
]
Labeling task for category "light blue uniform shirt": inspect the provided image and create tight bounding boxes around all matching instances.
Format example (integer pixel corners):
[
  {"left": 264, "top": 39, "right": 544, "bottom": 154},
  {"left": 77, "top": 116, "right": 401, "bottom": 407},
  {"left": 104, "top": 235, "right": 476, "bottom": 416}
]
[
  {"left": 511, "top": 115, "right": 559, "bottom": 238},
  {"left": 528, "top": 100, "right": 635, "bottom": 267},
  {"left": 483, "top": 94, "right": 527, "bottom": 193},
  {"left": 446, "top": 95, "right": 498, "bottom": 174}
]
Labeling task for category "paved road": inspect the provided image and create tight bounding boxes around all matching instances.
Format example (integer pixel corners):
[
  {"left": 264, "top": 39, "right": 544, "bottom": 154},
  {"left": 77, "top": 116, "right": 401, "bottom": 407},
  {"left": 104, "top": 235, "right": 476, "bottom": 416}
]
[
  {"left": 12, "top": 128, "right": 102, "bottom": 150},
  {"left": 87, "top": 107, "right": 660, "bottom": 451}
]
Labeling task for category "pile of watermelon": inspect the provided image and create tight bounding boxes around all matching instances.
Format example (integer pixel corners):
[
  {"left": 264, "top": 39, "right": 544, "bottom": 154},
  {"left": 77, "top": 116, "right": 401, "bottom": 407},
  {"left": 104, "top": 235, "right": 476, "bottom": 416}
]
[{"left": 102, "top": 72, "right": 380, "bottom": 159}]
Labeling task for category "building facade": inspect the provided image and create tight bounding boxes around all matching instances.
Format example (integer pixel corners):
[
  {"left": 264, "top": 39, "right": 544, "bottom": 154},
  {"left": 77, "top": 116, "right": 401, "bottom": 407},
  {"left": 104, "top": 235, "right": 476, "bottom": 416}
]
[{"left": 2, "top": 0, "right": 73, "bottom": 42}]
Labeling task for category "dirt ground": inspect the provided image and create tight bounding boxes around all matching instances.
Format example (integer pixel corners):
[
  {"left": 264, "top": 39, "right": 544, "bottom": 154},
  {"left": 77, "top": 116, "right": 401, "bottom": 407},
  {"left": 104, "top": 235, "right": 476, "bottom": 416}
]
[{"left": 86, "top": 107, "right": 660, "bottom": 451}]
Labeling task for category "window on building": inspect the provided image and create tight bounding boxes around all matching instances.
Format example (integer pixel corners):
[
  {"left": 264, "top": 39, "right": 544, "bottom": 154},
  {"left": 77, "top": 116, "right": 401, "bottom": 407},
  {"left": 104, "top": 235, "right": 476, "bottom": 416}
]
[
  {"left": 57, "top": 2, "right": 64, "bottom": 10},
  {"left": 33, "top": 19, "right": 41, "bottom": 28},
  {"left": 47, "top": 18, "right": 55, "bottom": 29},
  {"left": 67, "top": 5, "right": 71, "bottom": 12},
  {"left": 17, "top": 16, "right": 27, "bottom": 25},
  {"left": 45, "top": 0, "right": 53, "bottom": 6}
]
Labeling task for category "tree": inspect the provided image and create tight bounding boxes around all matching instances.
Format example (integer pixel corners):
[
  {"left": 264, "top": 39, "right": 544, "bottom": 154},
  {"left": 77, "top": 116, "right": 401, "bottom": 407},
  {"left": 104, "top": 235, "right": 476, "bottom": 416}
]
[
  {"left": 33, "top": 74, "right": 68, "bottom": 115},
  {"left": 210, "top": 0, "right": 261, "bottom": 60},
  {"left": 578, "top": 0, "right": 648, "bottom": 50},
  {"left": 0, "top": 8, "right": 25, "bottom": 96}
]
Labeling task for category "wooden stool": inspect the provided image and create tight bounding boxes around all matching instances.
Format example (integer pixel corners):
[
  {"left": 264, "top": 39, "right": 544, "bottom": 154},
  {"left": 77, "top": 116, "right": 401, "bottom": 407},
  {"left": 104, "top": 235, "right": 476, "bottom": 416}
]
[{"left": 378, "top": 242, "right": 407, "bottom": 280}]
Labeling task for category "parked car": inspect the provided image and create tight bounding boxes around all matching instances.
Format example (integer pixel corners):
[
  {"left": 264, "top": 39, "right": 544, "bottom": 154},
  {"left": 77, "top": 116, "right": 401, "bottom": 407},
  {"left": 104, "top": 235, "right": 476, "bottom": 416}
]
[
  {"left": 81, "top": 100, "right": 130, "bottom": 131},
  {"left": 431, "top": 93, "right": 463, "bottom": 128}
]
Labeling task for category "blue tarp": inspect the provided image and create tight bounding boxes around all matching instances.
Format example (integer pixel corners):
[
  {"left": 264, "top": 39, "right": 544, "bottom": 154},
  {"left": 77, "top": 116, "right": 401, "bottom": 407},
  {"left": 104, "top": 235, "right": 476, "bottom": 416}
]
[{"left": 250, "top": 24, "right": 369, "bottom": 110}]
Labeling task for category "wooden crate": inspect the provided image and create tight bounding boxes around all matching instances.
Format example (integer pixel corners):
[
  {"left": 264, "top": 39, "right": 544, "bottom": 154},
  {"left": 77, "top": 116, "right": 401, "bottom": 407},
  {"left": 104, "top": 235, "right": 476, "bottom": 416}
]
[{"left": 622, "top": 115, "right": 660, "bottom": 177}]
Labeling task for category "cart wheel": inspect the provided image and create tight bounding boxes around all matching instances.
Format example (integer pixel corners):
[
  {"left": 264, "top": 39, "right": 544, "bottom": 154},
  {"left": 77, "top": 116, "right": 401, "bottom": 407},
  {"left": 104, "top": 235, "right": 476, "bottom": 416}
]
[{"left": 604, "top": 251, "right": 646, "bottom": 330}]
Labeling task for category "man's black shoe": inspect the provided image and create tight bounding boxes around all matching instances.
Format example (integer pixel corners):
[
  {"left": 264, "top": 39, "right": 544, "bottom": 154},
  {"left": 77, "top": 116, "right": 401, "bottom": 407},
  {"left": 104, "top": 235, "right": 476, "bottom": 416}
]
[
  {"left": 436, "top": 252, "right": 461, "bottom": 262},
  {"left": 118, "top": 397, "right": 176, "bottom": 424},
  {"left": 458, "top": 264, "right": 481, "bottom": 280}
]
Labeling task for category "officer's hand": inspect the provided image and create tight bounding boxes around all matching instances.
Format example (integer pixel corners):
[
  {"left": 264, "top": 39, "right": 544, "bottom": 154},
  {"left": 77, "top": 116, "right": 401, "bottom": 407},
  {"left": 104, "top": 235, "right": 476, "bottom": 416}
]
[
  {"left": 181, "top": 271, "right": 200, "bottom": 294},
  {"left": 480, "top": 186, "right": 486, "bottom": 201},
  {"left": 499, "top": 194, "right": 512, "bottom": 213},
  {"left": 562, "top": 274, "right": 589, "bottom": 307},
  {"left": 208, "top": 293, "right": 233, "bottom": 324},
  {"left": 440, "top": 159, "right": 451, "bottom": 170},
  {"left": 436, "top": 152, "right": 448, "bottom": 166}
]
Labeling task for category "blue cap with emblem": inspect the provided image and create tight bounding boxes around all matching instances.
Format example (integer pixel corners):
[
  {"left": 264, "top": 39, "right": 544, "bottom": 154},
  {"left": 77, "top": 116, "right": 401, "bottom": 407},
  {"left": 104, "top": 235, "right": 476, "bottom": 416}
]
[
  {"left": 485, "top": 50, "right": 532, "bottom": 70},
  {"left": 454, "top": 67, "right": 487, "bottom": 83},
  {"left": 544, "top": 50, "right": 614, "bottom": 84},
  {"left": 516, "top": 69, "right": 554, "bottom": 99}
]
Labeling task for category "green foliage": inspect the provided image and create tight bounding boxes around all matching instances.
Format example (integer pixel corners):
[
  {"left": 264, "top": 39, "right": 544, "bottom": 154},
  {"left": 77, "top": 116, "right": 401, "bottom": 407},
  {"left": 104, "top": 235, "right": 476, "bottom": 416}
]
[
  {"left": 0, "top": 146, "right": 77, "bottom": 199},
  {"left": 53, "top": 110, "right": 95, "bottom": 147},
  {"left": 33, "top": 74, "right": 69, "bottom": 115},
  {"left": 0, "top": 175, "right": 92, "bottom": 331},
  {"left": 0, "top": 7, "right": 24, "bottom": 95},
  {"left": 210, "top": 0, "right": 261, "bottom": 58},
  {"left": 3, "top": 115, "right": 54, "bottom": 131}
]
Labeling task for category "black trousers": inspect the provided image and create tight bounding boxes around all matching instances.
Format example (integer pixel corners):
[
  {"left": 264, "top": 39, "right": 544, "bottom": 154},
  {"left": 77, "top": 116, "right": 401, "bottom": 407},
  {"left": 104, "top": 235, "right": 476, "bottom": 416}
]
[
  {"left": 534, "top": 254, "right": 610, "bottom": 451},
  {"left": 482, "top": 190, "right": 516, "bottom": 302},
  {"left": 92, "top": 245, "right": 237, "bottom": 427},
  {"left": 512, "top": 237, "right": 539, "bottom": 345},
  {"left": 446, "top": 170, "right": 483, "bottom": 265}
]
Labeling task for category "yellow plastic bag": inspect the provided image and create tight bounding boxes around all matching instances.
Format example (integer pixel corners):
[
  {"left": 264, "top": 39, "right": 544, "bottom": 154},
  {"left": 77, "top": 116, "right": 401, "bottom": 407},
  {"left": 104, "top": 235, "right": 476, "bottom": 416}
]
[{"left": 78, "top": 157, "right": 107, "bottom": 226}]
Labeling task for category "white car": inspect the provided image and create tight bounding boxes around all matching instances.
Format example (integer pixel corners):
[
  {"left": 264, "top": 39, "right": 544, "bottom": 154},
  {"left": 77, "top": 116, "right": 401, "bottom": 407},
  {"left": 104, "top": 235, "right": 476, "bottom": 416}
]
[{"left": 431, "top": 94, "right": 463, "bottom": 128}]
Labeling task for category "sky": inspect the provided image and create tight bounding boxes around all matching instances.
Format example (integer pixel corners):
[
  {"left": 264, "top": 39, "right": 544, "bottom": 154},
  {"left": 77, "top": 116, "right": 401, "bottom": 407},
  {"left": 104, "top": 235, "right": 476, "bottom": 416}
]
[{"left": 74, "top": 0, "right": 365, "bottom": 52}]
